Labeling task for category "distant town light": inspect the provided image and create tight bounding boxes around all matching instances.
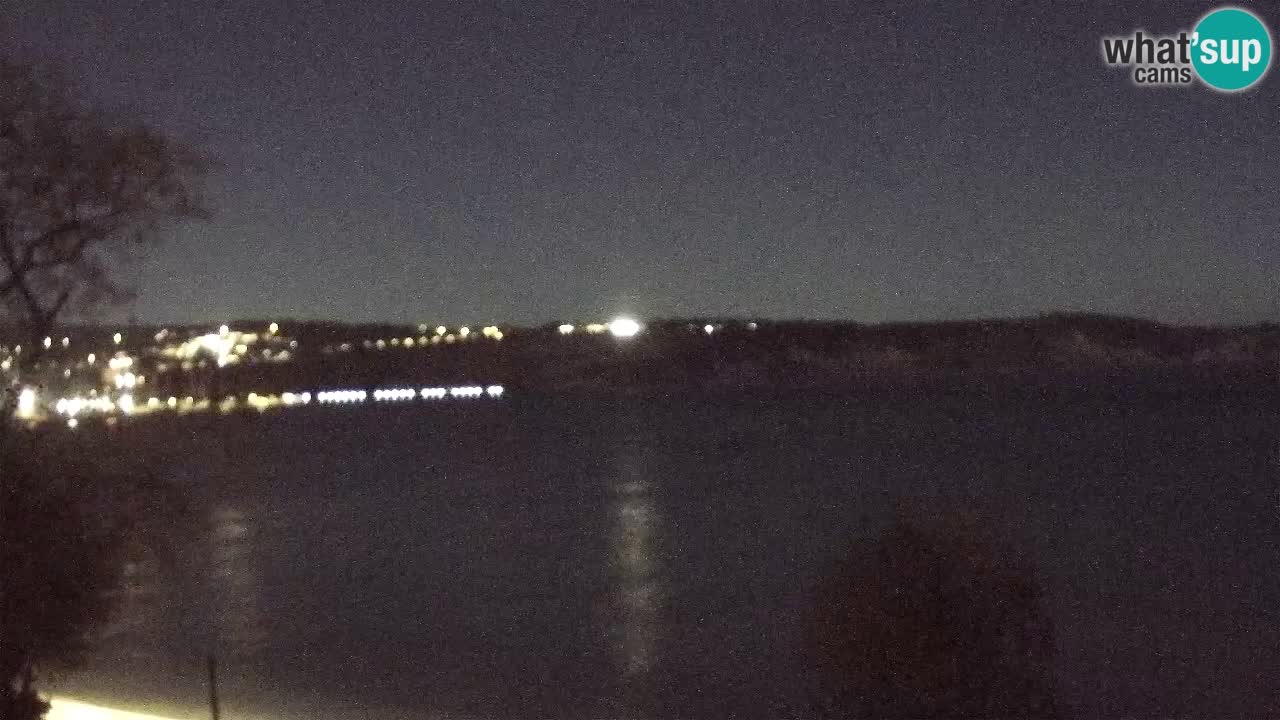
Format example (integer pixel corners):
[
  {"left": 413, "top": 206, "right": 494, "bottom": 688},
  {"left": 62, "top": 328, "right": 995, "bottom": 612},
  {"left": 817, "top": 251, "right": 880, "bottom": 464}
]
[
  {"left": 113, "top": 332, "right": 122, "bottom": 345},
  {"left": 219, "top": 324, "right": 229, "bottom": 337},
  {"left": 436, "top": 326, "right": 447, "bottom": 336},
  {"left": 608, "top": 317, "right": 642, "bottom": 338},
  {"left": 704, "top": 324, "right": 715, "bottom": 335},
  {"left": 61, "top": 337, "right": 70, "bottom": 348},
  {"left": 87, "top": 353, "right": 96, "bottom": 365},
  {"left": 558, "top": 324, "right": 575, "bottom": 335},
  {"left": 43, "top": 337, "right": 52, "bottom": 349},
  {"left": 16, "top": 388, "right": 36, "bottom": 419},
  {"left": 269, "top": 322, "right": 279, "bottom": 334},
  {"left": 459, "top": 326, "right": 470, "bottom": 338}
]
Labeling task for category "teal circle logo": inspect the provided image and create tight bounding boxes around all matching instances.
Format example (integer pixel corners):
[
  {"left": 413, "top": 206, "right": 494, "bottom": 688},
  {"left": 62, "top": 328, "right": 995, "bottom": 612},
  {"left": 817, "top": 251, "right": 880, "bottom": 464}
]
[{"left": 1192, "top": 7, "right": 1272, "bottom": 91}]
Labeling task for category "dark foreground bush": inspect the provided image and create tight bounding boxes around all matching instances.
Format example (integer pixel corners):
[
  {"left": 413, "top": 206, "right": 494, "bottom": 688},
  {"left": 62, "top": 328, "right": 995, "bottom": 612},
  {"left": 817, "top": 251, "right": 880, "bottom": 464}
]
[
  {"left": 812, "top": 508, "right": 1057, "bottom": 718},
  {"left": 0, "top": 429, "right": 127, "bottom": 720}
]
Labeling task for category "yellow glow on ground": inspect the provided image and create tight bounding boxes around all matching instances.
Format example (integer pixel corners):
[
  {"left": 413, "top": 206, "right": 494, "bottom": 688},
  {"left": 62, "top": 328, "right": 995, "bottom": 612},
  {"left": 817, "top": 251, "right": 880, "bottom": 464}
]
[{"left": 47, "top": 698, "right": 190, "bottom": 720}]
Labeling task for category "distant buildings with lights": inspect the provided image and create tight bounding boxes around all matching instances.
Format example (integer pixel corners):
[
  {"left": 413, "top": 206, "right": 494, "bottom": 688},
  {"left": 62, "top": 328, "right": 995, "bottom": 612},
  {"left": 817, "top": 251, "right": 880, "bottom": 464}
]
[{"left": 2, "top": 313, "right": 1276, "bottom": 427}]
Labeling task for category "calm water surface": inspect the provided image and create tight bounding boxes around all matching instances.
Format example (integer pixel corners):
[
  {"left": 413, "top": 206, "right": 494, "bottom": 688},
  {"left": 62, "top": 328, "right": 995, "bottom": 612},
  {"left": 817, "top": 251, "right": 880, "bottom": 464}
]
[{"left": 51, "top": 379, "right": 1280, "bottom": 718}]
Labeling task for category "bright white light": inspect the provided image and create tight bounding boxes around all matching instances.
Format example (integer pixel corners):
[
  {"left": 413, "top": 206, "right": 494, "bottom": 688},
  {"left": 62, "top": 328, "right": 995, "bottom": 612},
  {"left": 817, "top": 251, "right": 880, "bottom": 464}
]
[
  {"left": 704, "top": 324, "right": 715, "bottom": 335},
  {"left": 373, "top": 388, "right": 416, "bottom": 402},
  {"left": 167, "top": 397, "right": 177, "bottom": 408},
  {"left": 118, "top": 394, "right": 134, "bottom": 414},
  {"left": 608, "top": 317, "right": 642, "bottom": 338},
  {"left": 57, "top": 397, "right": 86, "bottom": 418},
  {"left": 219, "top": 324, "right": 230, "bottom": 336},
  {"left": 436, "top": 326, "right": 447, "bottom": 336},
  {"left": 43, "top": 336, "right": 52, "bottom": 349},
  {"left": 17, "top": 388, "right": 37, "bottom": 419},
  {"left": 61, "top": 337, "right": 70, "bottom": 348},
  {"left": 421, "top": 387, "right": 446, "bottom": 399},
  {"left": 280, "top": 390, "right": 313, "bottom": 406},
  {"left": 486, "top": 385, "right": 505, "bottom": 397},
  {"left": 268, "top": 322, "right": 279, "bottom": 334},
  {"left": 48, "top": 696, "right": 186, "bottom": 720},
  {"left": 66, "top": 418, "right": 78, "bottom": 429},
  {"left": 558, "top": 324, "right": 575, "bottom": 335},
  {"left": 317, "top": 389, "right": 367, "bottom": 404},
  {"left": 459, "top": 326, "right": 470, "bottom": 338},
  {"left": 87, "top": 353, "right": 96, "bottom": 365},
  {"left": 113, "top": 332, "right": 123, "bottom": 345}
]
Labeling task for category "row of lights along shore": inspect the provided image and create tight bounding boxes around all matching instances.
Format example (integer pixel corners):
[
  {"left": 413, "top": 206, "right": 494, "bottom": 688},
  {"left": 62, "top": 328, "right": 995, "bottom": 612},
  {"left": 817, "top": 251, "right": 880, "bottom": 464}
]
[
  {"left": 314, "top": 385, "right": 504, "bottom": 404},
  {"left": 10, "top": 315, "right": 652, "bottom": 428}
]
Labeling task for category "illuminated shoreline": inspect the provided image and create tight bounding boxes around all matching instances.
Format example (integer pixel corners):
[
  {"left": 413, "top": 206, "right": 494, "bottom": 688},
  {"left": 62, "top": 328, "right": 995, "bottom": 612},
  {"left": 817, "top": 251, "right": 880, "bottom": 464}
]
[
  {"left": 16, "top": 383, "right": 507, "bottom": 428},
  {"left": 48, "top": 697, "right": 194, "bottom": 720}
]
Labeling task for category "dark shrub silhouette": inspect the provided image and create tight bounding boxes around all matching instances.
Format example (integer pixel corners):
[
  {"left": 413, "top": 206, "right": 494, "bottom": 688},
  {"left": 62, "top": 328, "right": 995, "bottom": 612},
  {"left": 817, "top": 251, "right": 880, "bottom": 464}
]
[
  {"left": 812, "top": 508, "right": 1057, "bottom": 718},
  {"left": 1, "top": 429, "right": 127, "bottom": 719}
]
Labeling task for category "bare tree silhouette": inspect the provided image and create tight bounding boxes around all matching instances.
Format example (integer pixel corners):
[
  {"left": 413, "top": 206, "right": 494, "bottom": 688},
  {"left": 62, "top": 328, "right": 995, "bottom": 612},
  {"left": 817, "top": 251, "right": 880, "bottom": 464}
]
[
  {"left": 1, "top": 54, "right": 206, "bottom": 718},
  {"left": 0, "top": 56, "right": 206, "bottom": 354}
]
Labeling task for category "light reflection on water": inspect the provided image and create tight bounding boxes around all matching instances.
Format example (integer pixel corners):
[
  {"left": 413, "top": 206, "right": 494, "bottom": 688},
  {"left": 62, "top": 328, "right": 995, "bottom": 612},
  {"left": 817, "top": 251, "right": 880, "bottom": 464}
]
[
  {"left": 97, "top": 504, "right": 266, "bottom": 662},
  {"left": 610, "top": 448, "right": 663, "bottom": 689},
  {"left": 207, "top": 506, "right": 266, "bottom": 655}
]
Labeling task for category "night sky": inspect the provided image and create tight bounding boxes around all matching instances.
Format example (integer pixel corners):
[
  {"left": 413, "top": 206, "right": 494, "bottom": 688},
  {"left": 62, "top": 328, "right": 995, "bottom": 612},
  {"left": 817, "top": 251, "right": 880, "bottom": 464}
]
[{"left": 5, "top": 0, "right": 1277, "bottom": 326}]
